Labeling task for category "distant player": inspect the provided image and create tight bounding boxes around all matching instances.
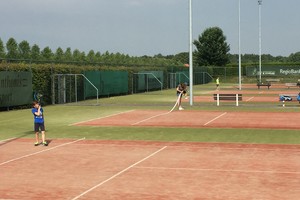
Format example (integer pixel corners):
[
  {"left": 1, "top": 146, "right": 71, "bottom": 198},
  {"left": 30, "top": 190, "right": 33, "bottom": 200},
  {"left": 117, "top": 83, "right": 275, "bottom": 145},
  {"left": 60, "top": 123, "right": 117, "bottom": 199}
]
[
  {"left": 216, "top": 77, "right": 220, "bottom": 90},
  {"left": 176, "top": 83, "right": 186, "bottom": 110},
  {"left": 32, "top": 101, "right": 48, "bottom": 146}
]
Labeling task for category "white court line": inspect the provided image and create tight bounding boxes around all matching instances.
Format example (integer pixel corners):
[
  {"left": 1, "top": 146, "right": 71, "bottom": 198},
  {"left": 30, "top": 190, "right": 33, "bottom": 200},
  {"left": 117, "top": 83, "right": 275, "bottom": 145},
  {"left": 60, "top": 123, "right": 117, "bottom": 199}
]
[
  {"left": 0, "top": 137, "right": 16, "bottom": 143},
  {"left": 132, "top": 94, "right": 182, "bottom": 125},
  {"left": 69, "top": 110, "right": 135, "bottom": 126},
  {"left": 0, "top": 137, "right": 85, "bottom": 166},
  {"left": 134, "top": 166, "right": 300, "bottom": 175},
  {"left": 132, "top": 112, "right": 169, "bottom": 126},
  {"left": 246, "top": 97, "right": 255, "bottom": 102},
  {"left": 71, "top": 146, "right": 167, "bottom": 200},
  {"left": 204, "top": 112, "right": 227, "bottom": 126}
]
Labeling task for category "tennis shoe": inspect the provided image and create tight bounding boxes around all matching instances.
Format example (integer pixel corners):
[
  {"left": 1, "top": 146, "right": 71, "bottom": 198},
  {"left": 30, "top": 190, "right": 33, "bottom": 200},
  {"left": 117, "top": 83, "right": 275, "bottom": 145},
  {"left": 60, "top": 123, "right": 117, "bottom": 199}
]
[
  {"left": 179, "top": 106, "right": 184, "bottom": 110},
  {"left": 34, "top": 142, "right": 40, "bottom": 146},
  {"left": 42, "top": 142, "right": 48, "bottom": 146}
]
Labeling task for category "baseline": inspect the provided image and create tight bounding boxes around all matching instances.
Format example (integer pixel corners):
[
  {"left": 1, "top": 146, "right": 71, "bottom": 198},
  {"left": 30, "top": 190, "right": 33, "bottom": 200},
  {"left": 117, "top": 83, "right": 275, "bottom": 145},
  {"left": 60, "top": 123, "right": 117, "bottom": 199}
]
[
  {"left": 0, "top": 137, "right": 85, "bottom": 166},
  {"left": 0, "top": 137, "right": 16, "bottom": 143}
]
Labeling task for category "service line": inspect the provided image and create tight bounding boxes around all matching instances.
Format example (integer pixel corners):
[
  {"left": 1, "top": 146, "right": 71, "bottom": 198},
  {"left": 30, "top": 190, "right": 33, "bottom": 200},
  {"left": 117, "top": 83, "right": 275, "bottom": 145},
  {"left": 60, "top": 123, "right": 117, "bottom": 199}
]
[
  {"left": 204, "top": 112, "right": 227, "bottom": 126},
  {"left": 131, "top": 112, "right": 169, "bottom": 126},
  {"left": 69, "top": 110, "right": 135, "bottom": 126},
  {"left": 134, "top": 166, "right": 300, "bottom": 175},
  {"left": 71, "top": 146, "right": 167, "bottom": 200},
  {"left": 246, "top": 97, "right": 255, "bottom": 102}
]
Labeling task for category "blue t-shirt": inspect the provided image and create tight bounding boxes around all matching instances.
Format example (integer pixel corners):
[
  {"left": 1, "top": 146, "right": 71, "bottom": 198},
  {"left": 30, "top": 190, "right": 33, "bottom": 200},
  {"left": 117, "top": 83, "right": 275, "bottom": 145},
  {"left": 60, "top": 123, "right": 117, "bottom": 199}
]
[{"left": 32, "top": 107, "right": 44, "bottom": 123}]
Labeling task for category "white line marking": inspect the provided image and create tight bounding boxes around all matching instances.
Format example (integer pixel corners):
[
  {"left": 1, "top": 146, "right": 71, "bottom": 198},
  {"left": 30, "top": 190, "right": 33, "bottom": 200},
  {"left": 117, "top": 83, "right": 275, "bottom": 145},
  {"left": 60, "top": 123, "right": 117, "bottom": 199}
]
[
  {"left": 246, "top": 97, "right": 254, "bottom": 102},
  {"left": 134, "top": 166, "right": 300, "bottom": 175},
  {"left": 69, "top": 110, "right": 135, "bottom": 126},
  {"left": 204, "top": 112, "right": 227, "bottom": 126},
  {"left": 132, "top": 93, "right": 184, "bottom": 125},
  {"left": 71, "top": 146, "right": 167, "bottom": 200},
  {"left": 132, "top": 112, "right": 169, "bottom": 126},
  {"left": 0, "top": 138, "right": 85, "bottom": 166},
  {"left": 0, "top": 137, "right": 16, "bottom": 143}
]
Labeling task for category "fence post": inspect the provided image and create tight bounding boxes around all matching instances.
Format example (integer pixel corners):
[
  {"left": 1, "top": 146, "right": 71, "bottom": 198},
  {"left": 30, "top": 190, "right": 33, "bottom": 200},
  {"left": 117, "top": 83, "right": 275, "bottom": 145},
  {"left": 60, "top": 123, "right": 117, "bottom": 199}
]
[
  {"left": 236, "top": 94, "right": 239, "bottom": 107},
  {"left": 217, "top": 93, "right": 220, "bottom": 106}
]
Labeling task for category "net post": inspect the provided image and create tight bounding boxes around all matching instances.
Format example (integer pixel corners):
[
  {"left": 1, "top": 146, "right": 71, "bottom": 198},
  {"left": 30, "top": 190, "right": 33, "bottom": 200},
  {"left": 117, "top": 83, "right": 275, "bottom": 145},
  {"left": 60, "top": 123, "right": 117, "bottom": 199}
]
[
  {"left": 236, "top": 94, "right": 239, "bottom": 107},
  {"left": 51, "top": 75, "right": 55, "bottom": 105},
  {"left": 75, "top": 75, "right": 77, "bottom": 103}
]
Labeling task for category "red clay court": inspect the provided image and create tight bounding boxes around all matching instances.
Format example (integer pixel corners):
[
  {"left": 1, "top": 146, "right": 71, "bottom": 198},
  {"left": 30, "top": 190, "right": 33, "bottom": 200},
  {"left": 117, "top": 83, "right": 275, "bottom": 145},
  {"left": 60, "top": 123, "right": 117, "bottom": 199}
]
[
  {"left": 1, "top": 138, "right": 299, "bottom": 200},
  {"left": 74, "top": 110, "right": 300, "bottom": 130}
]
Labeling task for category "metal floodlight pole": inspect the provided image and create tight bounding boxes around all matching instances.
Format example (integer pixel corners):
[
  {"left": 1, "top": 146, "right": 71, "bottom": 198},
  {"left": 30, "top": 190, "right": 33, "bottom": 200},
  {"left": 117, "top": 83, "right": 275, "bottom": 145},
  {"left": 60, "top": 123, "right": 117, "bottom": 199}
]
[
  {"left": 238, "top": 0, "right": 242, "bottom": 90},
  {"left": 189, "top": 0, "right": 193, "bottom": 106},
  {"left": 258, "top": 0, "right": 262, "bottom": 83}
]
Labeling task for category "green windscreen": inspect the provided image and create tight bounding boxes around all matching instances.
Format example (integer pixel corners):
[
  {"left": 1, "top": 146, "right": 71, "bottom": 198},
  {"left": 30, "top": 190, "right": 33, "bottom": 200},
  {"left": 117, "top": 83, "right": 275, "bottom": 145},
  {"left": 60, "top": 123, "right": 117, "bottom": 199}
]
[
  {"left": 84, "top": 71, "right": 128, "bottom": 98},
  {"left": 0, "top": 71, "right": 32, "bottom": 107},
  {"left": 136, "top": 71, "right": 163, "bottom": 91},
  {"left": 246, "top": 66, "right": 300, "bottom": 77}
]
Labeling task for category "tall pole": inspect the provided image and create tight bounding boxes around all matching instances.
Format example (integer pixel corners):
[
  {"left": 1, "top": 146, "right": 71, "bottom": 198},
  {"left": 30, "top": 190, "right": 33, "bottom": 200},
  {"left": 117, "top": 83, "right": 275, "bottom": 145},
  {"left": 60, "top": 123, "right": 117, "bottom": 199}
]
[
  {"left": 238, "top": 0, "right": 242, "bottom": 90},
  {"left": 189, "top": 0, "right": 193, "bottom": 106},
  {"left": 258, "top": 0, "right": 262, "bottom": 82}
]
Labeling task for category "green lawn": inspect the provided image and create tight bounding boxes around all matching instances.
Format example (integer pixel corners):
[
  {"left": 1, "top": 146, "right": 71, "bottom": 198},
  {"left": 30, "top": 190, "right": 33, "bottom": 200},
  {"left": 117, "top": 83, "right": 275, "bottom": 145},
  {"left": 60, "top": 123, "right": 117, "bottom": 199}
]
[{"left": 1, "top": 84, "right": 299, "bottom": 144}]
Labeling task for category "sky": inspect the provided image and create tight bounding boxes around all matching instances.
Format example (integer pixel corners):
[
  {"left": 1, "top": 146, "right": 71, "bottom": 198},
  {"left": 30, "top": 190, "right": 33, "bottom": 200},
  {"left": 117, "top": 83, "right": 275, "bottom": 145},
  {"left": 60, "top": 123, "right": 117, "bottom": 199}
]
[{"left": 1, "top": 0, "right": 299, "bottom": 57}]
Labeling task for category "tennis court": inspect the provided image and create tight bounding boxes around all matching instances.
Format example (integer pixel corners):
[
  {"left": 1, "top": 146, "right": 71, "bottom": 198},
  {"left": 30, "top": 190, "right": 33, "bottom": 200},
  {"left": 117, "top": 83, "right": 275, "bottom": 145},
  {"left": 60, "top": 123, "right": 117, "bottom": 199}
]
[
  {"left": 73, "top": 110, "right": 300, "bottom": 130},
  {"left": 1, "top": 138, "right": 299, "bottom": 200}
]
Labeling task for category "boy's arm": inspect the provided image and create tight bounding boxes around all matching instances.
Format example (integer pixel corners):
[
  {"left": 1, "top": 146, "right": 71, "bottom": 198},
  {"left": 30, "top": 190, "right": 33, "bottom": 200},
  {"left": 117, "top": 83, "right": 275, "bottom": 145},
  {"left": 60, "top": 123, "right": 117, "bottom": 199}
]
[{"left": 34, "top": 106, "right": 41, "bottom": 116}]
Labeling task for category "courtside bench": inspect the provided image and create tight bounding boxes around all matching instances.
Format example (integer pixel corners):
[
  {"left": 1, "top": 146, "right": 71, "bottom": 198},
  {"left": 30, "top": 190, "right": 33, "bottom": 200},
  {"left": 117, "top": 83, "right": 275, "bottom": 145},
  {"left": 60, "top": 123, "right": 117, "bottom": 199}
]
[
  {"left": 285, "top": 83, "right": 300, "bottom": 89},
  {"left": 213, "top": 94, "right": 242, "bottom": 106},
  {"left": 257, "top": 82, "right": 271, "bottom": 89}
]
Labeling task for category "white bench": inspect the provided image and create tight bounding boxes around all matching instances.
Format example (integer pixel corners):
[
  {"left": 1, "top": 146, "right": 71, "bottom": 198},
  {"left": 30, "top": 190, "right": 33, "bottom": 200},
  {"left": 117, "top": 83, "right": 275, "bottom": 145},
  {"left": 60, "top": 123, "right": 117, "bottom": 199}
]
[{"left": 285, "top": 83, "right": 298, "bottom": 89}]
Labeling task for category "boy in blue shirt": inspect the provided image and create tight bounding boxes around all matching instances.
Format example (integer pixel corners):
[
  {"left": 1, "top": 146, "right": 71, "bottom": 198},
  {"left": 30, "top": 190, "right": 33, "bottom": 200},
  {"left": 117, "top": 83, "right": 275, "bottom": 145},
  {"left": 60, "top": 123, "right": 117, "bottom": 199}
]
[{"left": 32, "top": 101, "right": 48, "bottom": 146}]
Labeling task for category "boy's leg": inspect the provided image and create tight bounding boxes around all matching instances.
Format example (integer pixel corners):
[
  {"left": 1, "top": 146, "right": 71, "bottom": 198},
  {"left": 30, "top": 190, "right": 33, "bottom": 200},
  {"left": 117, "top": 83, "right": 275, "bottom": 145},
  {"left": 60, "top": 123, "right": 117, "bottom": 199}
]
[
  {"left": 35, "top": 132, "right": 40, "bottom": 146},
  {"left": 40, "top": 123, "right": 48, "bottom": 146},
  {"left": 35, "top": 132, "right": 39, "bottom": 143},
  {"left": 41, "top": 131, "right": 46, "bottom": 143}
]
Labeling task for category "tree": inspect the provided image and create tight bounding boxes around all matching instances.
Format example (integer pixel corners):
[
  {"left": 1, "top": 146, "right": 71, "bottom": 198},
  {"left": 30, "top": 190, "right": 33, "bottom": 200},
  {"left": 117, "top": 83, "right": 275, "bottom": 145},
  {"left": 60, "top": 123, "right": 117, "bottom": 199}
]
[
  {"left": 288, "top": 52, "right": 300, "bottom": 62},
  {"left": 64, "top": 47, "right": 72, "bottom": 62},
  {"left": 0, "top": 38, "right": 5, "bottom": 58},
  {"left": 31, "top": 44, "right": 41, "bottom": 60},
  {"left": 95, "top": 51, "right": 101, "bottom": 62},
  {"left": 194, "top": 27, "right": 230, "bottom": 66},
  {"left": 80, "top": 52, "right": 86, "bottom": 62},
  {"left": 18, "top": 40, "right": 31, "bottom": 60},
  {"left": 87, "top": 50, "right": 95, "bottom": 63},
  {"left": 54, "top": 47, "right": 64, "bottom": 62},
  {"left": 6, "top": 37, "right": 19, "bottom": 59},
  {"left": 41, "top": 46, "right": 53, "bottom": 61},
  {"left": 72, "top": 49, "right": 81, "bottom": 62},
  {"left": 174, "top": 52, "right": 189, "bottom": 64}
]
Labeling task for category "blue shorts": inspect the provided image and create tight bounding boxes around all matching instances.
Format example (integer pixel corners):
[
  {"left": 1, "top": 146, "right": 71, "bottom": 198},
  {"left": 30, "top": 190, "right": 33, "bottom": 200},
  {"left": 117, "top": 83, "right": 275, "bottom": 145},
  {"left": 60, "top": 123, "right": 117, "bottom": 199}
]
[{"left": 34, "top": 122, "right": 45, "bottom": 132}]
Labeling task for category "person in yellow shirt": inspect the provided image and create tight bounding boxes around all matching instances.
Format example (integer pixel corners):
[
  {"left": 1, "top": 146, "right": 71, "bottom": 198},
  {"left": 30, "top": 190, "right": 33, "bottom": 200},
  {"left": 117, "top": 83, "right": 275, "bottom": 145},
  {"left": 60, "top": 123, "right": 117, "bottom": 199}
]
[{"left": 216, "top": 77, "right": 220, "bottom": 90}]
